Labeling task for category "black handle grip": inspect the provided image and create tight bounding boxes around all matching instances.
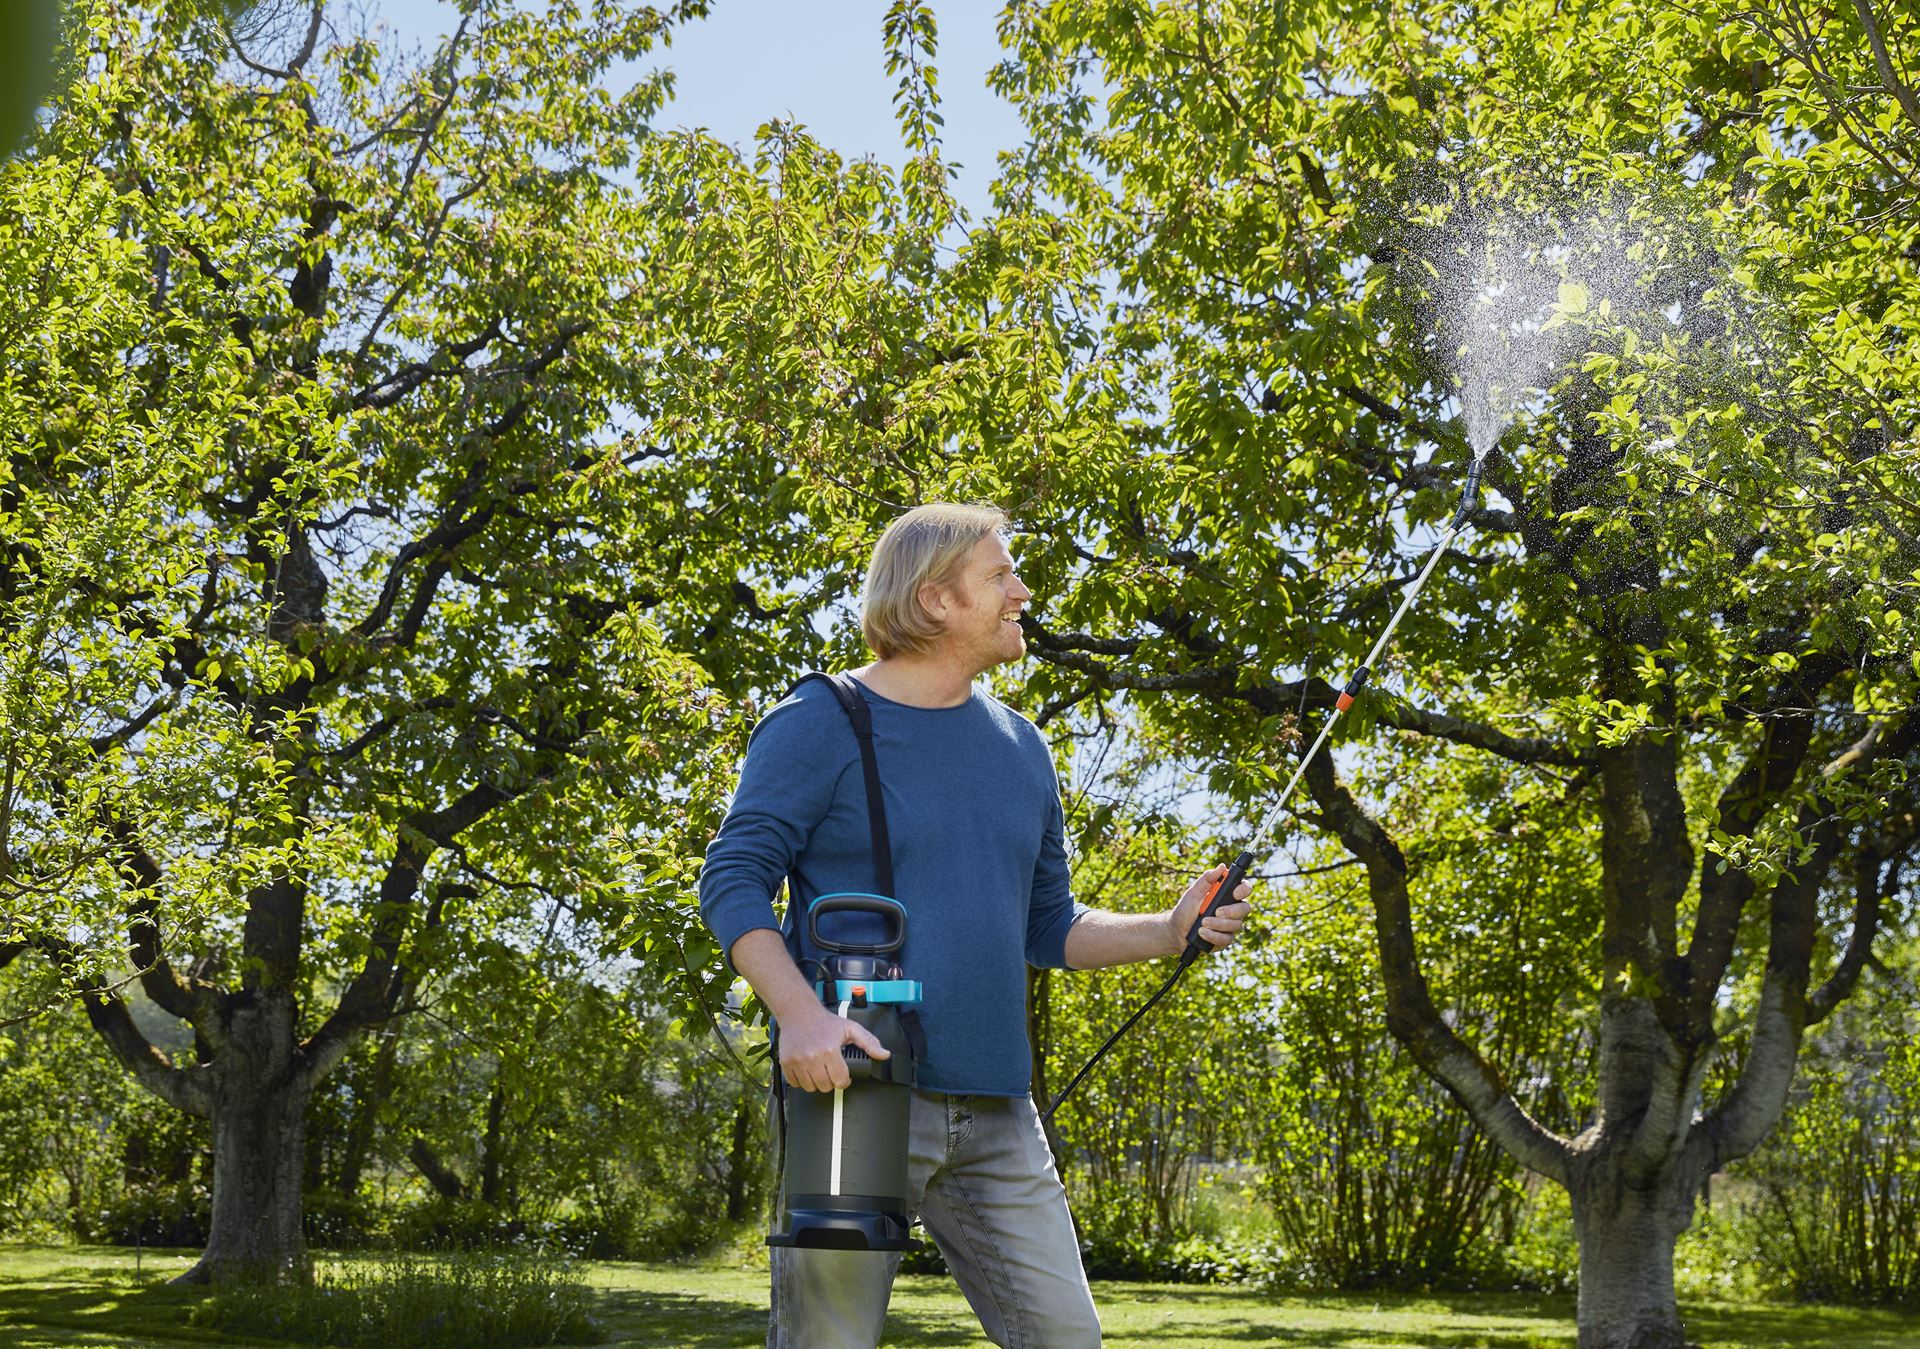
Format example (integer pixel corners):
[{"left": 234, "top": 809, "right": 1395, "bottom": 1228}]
[
  {"left": 808, "top": 893, "right": 906, "bottom": 954},
  {"left": 1182, "top": 850, "right": 1254, "bottom": 961}
]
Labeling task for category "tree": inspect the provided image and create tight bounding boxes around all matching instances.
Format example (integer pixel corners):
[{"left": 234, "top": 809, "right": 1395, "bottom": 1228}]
[
  {"left": 930, "top": 4, "right": 1920, "bottom": 1346},
  {"left": 0, "top": 0, "right": 800, "bottom": 1283},
  {"left": 6, "top": 0, "right": 1076, "bottom": 1285}
]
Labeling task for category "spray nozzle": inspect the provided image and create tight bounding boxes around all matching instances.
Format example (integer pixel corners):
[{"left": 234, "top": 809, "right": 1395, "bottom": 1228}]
[{"left": 1450, "top": 454, "right": 1486, "bottom": 529}]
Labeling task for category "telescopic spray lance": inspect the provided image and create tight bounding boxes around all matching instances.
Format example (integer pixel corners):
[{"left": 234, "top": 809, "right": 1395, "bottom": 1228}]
[{"left": 1041, "top": 454, "right": 1488, "bottom": 1125}]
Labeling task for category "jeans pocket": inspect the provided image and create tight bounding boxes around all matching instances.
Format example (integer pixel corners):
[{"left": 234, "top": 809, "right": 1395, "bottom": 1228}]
[{"left": 947, "top": 1094, "right": 974, "bottom": 1148}]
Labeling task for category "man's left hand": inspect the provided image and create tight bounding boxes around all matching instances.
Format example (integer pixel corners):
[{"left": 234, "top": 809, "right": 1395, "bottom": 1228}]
[{"left": 1167, "top": 864, "right": 1253, "bottom": 956}]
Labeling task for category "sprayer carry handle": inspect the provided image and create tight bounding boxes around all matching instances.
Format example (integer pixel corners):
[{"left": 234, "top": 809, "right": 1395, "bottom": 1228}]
[
  {"left": 1182, "top": 850, "right": 1254, "bottom": 962},
  {"left": 808, "top": 893, "right": 907, "bottom": 955}
]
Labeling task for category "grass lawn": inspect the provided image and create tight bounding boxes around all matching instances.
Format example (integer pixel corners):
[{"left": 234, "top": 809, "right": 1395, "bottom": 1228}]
[{"left": 1, "top": 1246, "right": 1917, "bottom": 1348}]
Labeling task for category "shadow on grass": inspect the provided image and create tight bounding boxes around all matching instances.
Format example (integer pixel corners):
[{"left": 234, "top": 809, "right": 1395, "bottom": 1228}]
[
  {"left": 0, "top": 1273, "right": 234, "bottom": 1347},
  {"left": 593, "top": 1286, "right": 765, "bottom": 1348},
  {"left": 877, "top": 1311, "right": 993, "bottom": 1347},
  {"left": 1687, "top": 1301, "right": 1920, "bottom": 1349},
  {"left": 1107, "top": 1333, "right": 1570, "bottom": 1347},
  {"left": 591, "top": 1288, "right": 1031, "bottom": 1348},
  {"left": 1110, "top": 1288, "right": 1576, "bottom": 1345},
  {"left": 1091, "top": 1321, "right": 1571, "bottom": 1348}
]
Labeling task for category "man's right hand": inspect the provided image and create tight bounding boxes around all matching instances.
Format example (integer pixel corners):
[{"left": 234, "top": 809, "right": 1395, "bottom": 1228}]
[
  {"left": 727, "top": 929, "right": 894, "bottom": 1092},
  {"left": 779, "top": 1002, "right": 890, "bottom": 1093}
]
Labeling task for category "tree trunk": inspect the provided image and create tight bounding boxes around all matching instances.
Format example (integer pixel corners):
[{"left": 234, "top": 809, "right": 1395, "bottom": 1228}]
[
  {"left": 337, "top": 1027, "right": 399, "bottom": 1197},
  {"left": 724, "top": 1095, "right": 753, "bottom": 1223},
  {"left": 1027, "top": 965, "right": 1063, "bottom": 1169},
  {"left": 175, "top": 996, "right": 313, "bottom": 1286},
  {"left": 409, "top": 1137, "right": 467, "bottom": 1200},
  {"left": 479, "top": 1076, "right": 508, "bottom": 1208},
  {"left": 1570, "top": 1170, "right": 1697, "bottom": 1349}
]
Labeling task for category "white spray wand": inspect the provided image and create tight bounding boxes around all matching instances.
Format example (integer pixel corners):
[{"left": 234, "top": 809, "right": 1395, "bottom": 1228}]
[{"left": 1041, "top": 454, "right": 1487, "bottom": 1125}]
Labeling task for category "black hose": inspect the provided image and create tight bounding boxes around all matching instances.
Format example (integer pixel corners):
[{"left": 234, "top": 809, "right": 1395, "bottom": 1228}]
[{"left": 1039, "top": 948, "right": 1196, "bottom": 1126}]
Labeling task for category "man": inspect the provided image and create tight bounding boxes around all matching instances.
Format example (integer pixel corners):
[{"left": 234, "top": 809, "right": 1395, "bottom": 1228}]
[{"left": 698, "top": 503, "right": 1253, "bottom": 1349}]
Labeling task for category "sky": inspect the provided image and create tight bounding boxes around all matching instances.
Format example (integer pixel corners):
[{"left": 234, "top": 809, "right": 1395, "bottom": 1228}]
[{"left": 370, "top": 0, "right": 1031, "bottom": 219}]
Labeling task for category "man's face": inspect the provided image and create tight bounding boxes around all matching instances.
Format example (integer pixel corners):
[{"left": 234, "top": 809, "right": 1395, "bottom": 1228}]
[{"left": 924, "top": 533, "right": 1033, "bottom": 672}]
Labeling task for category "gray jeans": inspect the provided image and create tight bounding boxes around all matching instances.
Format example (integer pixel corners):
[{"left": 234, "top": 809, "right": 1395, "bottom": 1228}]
[{"left": 769, "top": 1089, "right": 1101, "bottom": 1348}]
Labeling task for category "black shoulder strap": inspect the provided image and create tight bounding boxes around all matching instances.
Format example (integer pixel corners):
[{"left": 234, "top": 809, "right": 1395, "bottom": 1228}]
[{"left": 787, "top": 671, "right": 894, "bottom": 898}]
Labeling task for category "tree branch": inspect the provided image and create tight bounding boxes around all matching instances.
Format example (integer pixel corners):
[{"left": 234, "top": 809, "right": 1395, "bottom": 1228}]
[
  {"left": 303, "top": 767, "right": 553, "bottom": 1078},
  {"left": 1024, "top": 619, "right": 1586, "bottom": 765},
  {"left": 32, "top": 936, "right": 213, "bottom": 1117},
  {"left": 351, "top": 456, "right": 494, "bottom": 641},
  {"left": 221, "top": 1, "right": 325, "bottom": 81},
  {"left": 1809, "top": 712, "right": 1920, "bottom": 1021},
  {"left": 1304, "top": 750, "right": 1574, "bottom": 1183},
  {"left": 1807, "top": 835, "right": 1903, "bottom": 1024},
  {"left": 352, "top": 317, "right": 504, "bottom": 410},
  {"left": 108, "top": 821, "right": 224, "bottom": 1042},
  {"left": 1681, "top": 706, "right": 1818, "bottom": 1032},
  {"left": 1852, "top": 0, "right": 1920, "bottom": 130}
]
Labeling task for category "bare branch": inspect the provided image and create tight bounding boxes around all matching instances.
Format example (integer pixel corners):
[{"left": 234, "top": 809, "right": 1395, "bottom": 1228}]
[
  {"left": 1383, "top": 699, "right": 1583, "bottom": 766},
  {"left": 86, "top": 693, "right": 179, "bottom": 756},
  {"left": 1810, "top": 712, "right": 1920, "bottom": 1020},
  {"left": 221, "top": 1, "right": 325, "bottom": 79},
  {"left": 1681, "top": 707, "right": 1817, "bottom": 1030},
  {"left": 304, "top": 758, "right": 566, "bottom": 1077},
  {"left": 106, "top": 821, "right": 222, "bottom": 1037},
  {"left": 352, "top": 317, "right": 503, "bottom": 410},
  {"left": 351, "top": 456, "right": 493, "bottom": 640}
]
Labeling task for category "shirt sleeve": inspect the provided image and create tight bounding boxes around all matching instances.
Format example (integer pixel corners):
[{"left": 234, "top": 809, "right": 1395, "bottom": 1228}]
[
  {"left": 1025, "top": 773, "right": 1090, "bottom": 969},
  {"left": 697, "top": 689, "right": 852, "bottom": 969}
]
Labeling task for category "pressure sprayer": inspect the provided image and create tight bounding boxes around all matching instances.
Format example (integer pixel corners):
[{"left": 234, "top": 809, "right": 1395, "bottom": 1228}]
[
  {"left": 1040, "top": 455, "right": 1488, "bottom": 1125},
  {"left": 767, "top": 672, "right": 928, "bottom": 1252},
  {"left": 768, "top": 893, "right": 922, "bottom": 1250}
]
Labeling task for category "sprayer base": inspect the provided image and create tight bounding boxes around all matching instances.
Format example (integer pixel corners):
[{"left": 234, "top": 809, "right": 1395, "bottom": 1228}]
[{"left": 768, "top": 1203, "right": 919, "bottom": 1252}]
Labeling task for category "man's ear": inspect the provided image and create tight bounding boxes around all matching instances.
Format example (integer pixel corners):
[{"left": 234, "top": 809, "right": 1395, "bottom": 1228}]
[{"left": 916, "top": 578, "right": 951, "bottom": 627}]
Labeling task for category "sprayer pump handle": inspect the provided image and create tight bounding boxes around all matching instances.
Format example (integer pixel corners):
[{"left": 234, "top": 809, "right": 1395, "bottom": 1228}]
[{"left": 1181, "top": 850, "right": 1255, "bottom": 963}]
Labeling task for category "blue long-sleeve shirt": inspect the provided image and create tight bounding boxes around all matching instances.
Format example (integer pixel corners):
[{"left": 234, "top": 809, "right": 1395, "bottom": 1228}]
[{"left": 697, "top": 676, "right": 1088, "bottom": 1096}]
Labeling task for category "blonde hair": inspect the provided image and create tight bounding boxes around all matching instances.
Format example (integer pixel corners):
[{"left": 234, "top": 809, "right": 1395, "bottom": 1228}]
[{"left": 861, "top": 503, "right": 1010, "bottom": 658}]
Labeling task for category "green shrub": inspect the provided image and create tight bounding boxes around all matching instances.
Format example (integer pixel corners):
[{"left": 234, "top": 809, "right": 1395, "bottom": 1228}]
[
  {"left": 385, "top": 1198, "right": 536, "bottom": 1254},
  {"left": 192, "top": 1250, "right": 603, "bottom": 1348},
  {"left": 92, "top": 1179, "right": 212, "bottom": 1248},
  {"left": 1739, "top": 1004, "right": 1920, "bottom": 1307},
  {"left": 903, "top": 1229, "right": 1284, "bottom": 1285},
  {"left": 1078, "top": 1232, "right": 1285, "bottom": 1285},
  {"left": 1671, "top": 1179, "right": 1778, "bottom": 1305},
  {"left": 542, "top": 1198, "right": 723, "bottom": 1262},
  {"left": 1494, "top": 1182, "right": 1580, "bottom": 1296},
  {"left": 301, "top": 1190, "right": 386, "bottom": 1250}
]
